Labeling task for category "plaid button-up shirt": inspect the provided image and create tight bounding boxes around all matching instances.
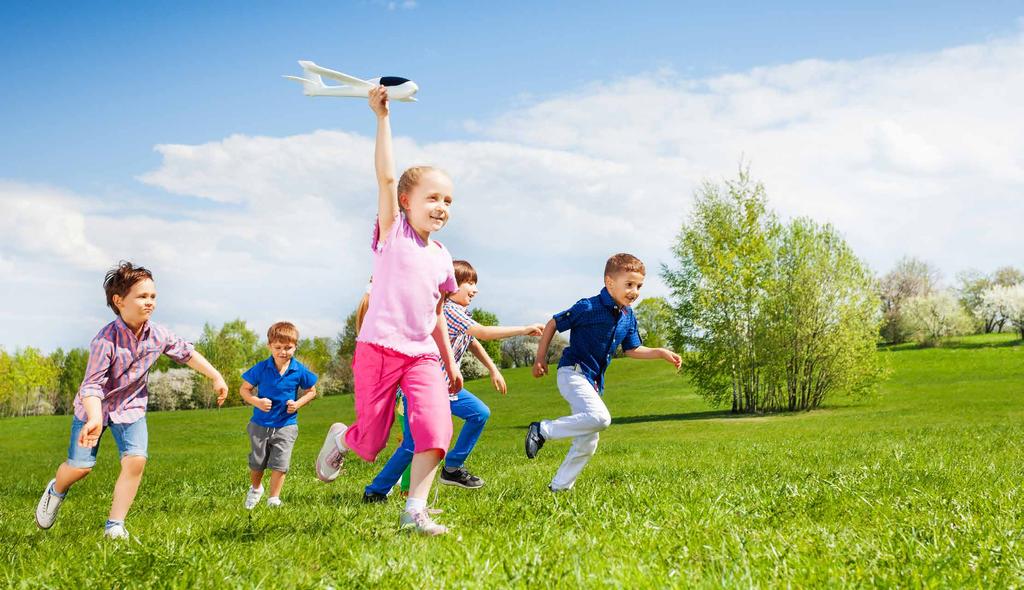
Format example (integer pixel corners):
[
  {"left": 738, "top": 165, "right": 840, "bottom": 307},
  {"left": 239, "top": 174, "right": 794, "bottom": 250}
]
[{"left": 73, "top": 317, "right": 194, "bottom": 424}]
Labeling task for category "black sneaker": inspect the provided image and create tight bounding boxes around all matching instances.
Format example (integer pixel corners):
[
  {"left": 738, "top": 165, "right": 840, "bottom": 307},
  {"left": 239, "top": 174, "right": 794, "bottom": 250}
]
[
  {"left": 525, "top": 421, "right": 546, "bottom": 459},
  {"left": 362, "top": 491, "right": 388, "bottom": 504},
  {"left": 439, "top": 466, "right": 484, "bottom": 489}
]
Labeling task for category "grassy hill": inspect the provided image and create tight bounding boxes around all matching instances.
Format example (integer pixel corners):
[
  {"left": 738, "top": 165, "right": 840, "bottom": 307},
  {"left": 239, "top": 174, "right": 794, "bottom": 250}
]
[{"left": 2, "top": 334, "right": 1022, "bottom": 588}]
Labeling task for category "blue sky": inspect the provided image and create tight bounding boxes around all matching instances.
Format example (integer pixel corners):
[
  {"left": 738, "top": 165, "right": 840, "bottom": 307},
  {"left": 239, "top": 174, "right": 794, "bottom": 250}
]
[{"left": 2, "top": 2, "right": 1023, "bottom": 349}]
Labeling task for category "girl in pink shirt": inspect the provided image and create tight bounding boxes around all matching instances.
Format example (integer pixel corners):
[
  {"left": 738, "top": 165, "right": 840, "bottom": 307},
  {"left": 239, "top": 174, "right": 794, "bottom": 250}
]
[{"left": 315, "top": 85, "right": 462, "bottom": 536}]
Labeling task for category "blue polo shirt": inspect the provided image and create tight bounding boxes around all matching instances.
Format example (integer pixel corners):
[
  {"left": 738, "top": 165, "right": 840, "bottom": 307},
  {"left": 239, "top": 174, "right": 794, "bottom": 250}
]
[
  {"left": 554, "top": 287, "right": 642, "bottom": 393},
  {"left": 241, "top": 357, "right": 318, "bottom": 428}
]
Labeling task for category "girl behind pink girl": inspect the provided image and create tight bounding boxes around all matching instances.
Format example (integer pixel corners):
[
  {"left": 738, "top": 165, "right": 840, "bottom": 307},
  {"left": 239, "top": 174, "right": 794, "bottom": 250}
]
[{"left": 315, "top": 85, "right": 462, "bottom": 535}]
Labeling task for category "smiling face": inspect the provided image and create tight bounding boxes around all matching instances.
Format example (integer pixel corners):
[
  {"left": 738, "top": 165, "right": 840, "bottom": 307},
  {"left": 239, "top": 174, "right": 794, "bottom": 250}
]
[
  {"left": 113, "top": 278, "right": 157, "bottom": 328},
  {"left": 449, "top": 280, "right": 479, "bottom": 306},
  {"left": 604, "top": 271, "right": 645, "bottom": 308},
  {"left": 399, "top": 169, "right": 453, "bottom": 240}
]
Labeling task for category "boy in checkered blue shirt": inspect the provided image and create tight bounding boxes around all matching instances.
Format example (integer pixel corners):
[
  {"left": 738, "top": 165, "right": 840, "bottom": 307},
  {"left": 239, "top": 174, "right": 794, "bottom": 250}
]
[{"left": 525, "top": 253, "right": 682, "bottom": 491}]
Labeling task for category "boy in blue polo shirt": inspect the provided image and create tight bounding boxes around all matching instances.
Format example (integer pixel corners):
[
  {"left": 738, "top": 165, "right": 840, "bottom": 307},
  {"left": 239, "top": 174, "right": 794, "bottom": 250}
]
[
  {"left": 239, "top": 322, "right": 318, "bottom": 509},
  {"left": 525, "top": 253, "right": 682, "bottom": 491}
]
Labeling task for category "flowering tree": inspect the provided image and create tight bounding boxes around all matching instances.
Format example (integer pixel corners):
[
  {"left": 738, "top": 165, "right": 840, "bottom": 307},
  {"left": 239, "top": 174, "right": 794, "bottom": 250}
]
[
  {"left": 902, "top": 291, "right": 973, "bottom": 346},
  {"left": 981, "top": 284, "right": 1024, "bottom": 339}
]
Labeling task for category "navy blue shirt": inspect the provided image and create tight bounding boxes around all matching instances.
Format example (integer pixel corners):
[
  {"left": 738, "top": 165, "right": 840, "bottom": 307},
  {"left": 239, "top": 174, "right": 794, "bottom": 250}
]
[
  {"left": 554, "top": 287, "right": 642, "bottom": 393},
  {"left": 241, "top": 357, "right": 318, "bottom": 428}
]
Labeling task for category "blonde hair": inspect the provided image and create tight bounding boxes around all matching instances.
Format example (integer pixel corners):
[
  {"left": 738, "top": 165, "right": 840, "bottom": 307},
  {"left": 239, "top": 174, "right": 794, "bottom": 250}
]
[{"left": 397, "top": 165, "right": 440, "bottom": 199}]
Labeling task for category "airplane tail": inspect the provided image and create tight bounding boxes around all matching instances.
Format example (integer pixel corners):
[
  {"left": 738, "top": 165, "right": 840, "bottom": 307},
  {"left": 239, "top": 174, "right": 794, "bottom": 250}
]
[{"left": 283, "top": 61, "right": 326, "bottom": 96}]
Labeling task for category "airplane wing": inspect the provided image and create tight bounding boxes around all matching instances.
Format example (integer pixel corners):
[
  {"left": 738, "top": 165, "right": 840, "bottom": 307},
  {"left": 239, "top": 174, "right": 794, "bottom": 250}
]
[{"left": 298, "top": 61, "right": 373, "bottom": 87}]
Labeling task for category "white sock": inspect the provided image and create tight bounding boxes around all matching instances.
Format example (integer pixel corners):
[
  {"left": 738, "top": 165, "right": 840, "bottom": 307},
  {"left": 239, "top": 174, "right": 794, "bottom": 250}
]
[
  {"left": 251, "top": 485, "right": 263, "bottom": 492},
  {"left": 405, "top": 497, "right": 426, "bottom": 512}
]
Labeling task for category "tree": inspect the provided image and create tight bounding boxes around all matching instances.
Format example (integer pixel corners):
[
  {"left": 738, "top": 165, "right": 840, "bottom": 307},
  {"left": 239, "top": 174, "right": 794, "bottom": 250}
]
[
  {"left": 878, "top": 257, "right": 940, "bottom": 344},
  {"left": 663, "top": 168, "right": 884, "bottom": 413},
  {"left": 297, "top": 337, "right": 334, "bottom": 376},
  {"left": 337, "top": 310, "right": 359, "bottom": 357},
  {"left": 501, "top": 335, "right": 537, "bottom": 368},
  {"left": 149, "top": 368, "right": 197, "bottom": 412},
  {"left": 981, "top": 284, "right": 1024, "bottom": 339},
  {"left": 49, "top": 347, "right": 89, "bottom": 415},
  {"left": 662, "top": 169, "right": 779, "bottom": 412},
  {"left": 993, "top": 266, "right": 1024, "bottom": 288},
  {"left": 902, "top": 291, "right": 972, "bottom": 347},
  {"left": 0, "top": 348, "right": 60, "bottom": 416},
  {"left": 956, "top": 269, "right": 996, "bottom": 333},
  {"left": 634, "top": 297, "right": 673, "bottom": 349},
  {"left": 470, "top": 308, "right": 502, "bottom": 366},
  {"left": 193, "top": 319, "right": 264, "bottom": 408}
]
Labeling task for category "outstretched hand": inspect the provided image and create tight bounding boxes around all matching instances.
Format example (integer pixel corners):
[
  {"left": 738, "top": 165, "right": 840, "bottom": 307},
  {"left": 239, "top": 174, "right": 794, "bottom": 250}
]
[
  {"left": 369, "top": 85, "right": 389, "bottom": 117},
  {"left": 491, "top": 370, "right": 508, "bottom": 395},
  {"left": 213, "top": 378, "right": 229, "bottom": 407},
  {"left": 663, "top": 349, "right": 683, "bottom": 370},
  {"left": 523, "top": 324, "right": 545, "bottom": 337}
]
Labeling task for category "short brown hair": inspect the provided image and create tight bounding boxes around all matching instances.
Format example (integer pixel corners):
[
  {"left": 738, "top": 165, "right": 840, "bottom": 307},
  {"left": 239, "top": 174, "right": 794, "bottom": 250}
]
[
  {"left": 104, "top": 261, "right": 153, "bottom": 316},
  {"left": 267, "top": 322, "right": 299, "bottom": 345},
  {"left": 453, "top": 260, "right": 477, "bottom": 286},
  {"left": 604, "top": 253, "right": 645, "bottom": 277}
]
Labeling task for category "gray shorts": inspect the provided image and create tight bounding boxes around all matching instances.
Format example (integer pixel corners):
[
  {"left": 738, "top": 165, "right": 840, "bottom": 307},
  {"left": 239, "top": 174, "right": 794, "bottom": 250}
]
[{"left": 247, "top": 422, "right": 298, "bottom": 473}]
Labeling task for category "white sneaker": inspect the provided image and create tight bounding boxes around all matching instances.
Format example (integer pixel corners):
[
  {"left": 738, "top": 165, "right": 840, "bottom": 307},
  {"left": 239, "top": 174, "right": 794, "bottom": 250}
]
[
  {"left": 266, "top": 496, "right": 283, "bottom": 508},
  {"left": 35, "top": 479, "right": 65, "bottom": 530},
  {"left": 244, "top": 486, "right": 264, "bottom": 510},
  {"left": 103, "top": 523, "right": 130, "bottom": 540},
  {"left": 399, "top": 508, "right": 448, "bottom": 536},
  {"left": 315, "top": 422, "right": 348, "bottom": 483}
]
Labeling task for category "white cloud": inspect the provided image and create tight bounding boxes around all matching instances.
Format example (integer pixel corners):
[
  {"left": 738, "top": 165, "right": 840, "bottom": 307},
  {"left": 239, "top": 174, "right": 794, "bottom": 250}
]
[{"left": 3, "top": 31, "right": 1024, "bottom": 349}]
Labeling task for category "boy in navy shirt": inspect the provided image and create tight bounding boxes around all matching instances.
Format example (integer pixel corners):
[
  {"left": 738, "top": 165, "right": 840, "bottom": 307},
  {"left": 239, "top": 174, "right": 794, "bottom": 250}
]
[
  {"left": 525, "top": 254, "right": 682, "bottom": 491},
  {"left": 239, "top": 322, "right": 318, "bottom": 508}
]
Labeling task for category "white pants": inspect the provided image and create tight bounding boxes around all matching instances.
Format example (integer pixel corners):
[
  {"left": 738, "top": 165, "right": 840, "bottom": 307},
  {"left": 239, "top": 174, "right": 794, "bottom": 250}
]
[{"left": 539, "top": 367, "right": 612, "bottom": 490}]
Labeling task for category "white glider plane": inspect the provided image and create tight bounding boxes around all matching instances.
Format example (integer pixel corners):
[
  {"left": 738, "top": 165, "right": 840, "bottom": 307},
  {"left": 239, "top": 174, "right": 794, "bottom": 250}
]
[{"left": 284, "top": 60, "right": 419, "bottom": 102}]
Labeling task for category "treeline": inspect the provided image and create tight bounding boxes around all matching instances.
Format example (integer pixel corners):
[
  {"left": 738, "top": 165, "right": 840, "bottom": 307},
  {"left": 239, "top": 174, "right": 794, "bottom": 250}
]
[{"left": 0, "top": 306, "right": 591, "bottom": 418}]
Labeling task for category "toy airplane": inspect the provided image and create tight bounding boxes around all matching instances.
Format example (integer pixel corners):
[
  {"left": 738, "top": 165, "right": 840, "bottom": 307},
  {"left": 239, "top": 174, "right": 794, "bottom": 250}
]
[{"left": 284, "top": 60, "right": 419, "bottom": 102}]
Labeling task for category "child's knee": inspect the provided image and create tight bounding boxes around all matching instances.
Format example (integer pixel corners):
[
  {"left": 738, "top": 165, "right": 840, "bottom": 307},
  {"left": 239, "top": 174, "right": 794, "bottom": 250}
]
[
  {"left": 120, "top": 455, "right": 147, "bottom": 476},
  {"left": 474, "top": 403, "right": 491, "bottom": 423},
  {"left": 591, "top": 411, "right": 612, "bottom": 431}
]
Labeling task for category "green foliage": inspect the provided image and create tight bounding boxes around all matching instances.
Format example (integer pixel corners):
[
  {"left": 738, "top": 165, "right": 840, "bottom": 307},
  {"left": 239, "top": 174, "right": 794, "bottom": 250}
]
[
  {"left": 193, "top": 319, "right": 264, "bottom": 408},
  {"left": 337, "top": 310, "right": 359, "bottom": 357},
  {"left": 0, "top": 347, "right": 60, "bottom": 416},
  {"left": 663, "top": 169, "right": 884, "bottom": 412},
  {"left": 296, "top": 337, "right": 334, "bottom": 376},
  {"left": 633, "top": 297, "right": 672, "bottom": 349},
  {"left": 48, "top": 347, "right": 89, "bottom": 415},
  {"left": 470, "top": 308, "right": 501, "bottom": 365}
]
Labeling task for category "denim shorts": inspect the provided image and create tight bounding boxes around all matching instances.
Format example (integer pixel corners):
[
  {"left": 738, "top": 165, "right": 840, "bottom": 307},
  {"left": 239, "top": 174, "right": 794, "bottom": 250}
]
[{"left": 67, "top": 416, "right": 149, "bottom": 468}]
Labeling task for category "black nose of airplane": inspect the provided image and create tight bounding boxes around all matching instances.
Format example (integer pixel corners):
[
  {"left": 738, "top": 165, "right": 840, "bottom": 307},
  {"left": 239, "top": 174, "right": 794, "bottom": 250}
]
[{"left": 379, "top": 76, "right": 410, "bottom": 87}]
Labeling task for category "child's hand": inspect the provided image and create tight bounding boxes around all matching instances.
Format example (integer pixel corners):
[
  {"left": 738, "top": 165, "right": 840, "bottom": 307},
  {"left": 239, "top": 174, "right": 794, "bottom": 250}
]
[
  {"left": 369, "top": 85, "right": 389, "bottom": 117},
  {"left": 448, "top": 367, "right": 464, "bottom": 394},
  {"left": 78, "top": 417, "right": 102, "bottom": 448},
  {"left": 286, "top": 400, "right": 299, "bottom": 414},
  {"left": 532, "top": 361, "right": 548, "bottom": 379},
  {"left": 213, "top": 377, "right": 229, "bottom": 407},
  {"left": 523, "top": 324, "right": 545, "bottom": 337},
  {"left": 255, "top": 397, "right": 272, "bottom": 412},
  {"left": 490, "top": 370, "right": 507, "bottom": 395},
  {"left": 662, "top": 349, "right": 683, "bottom": 370}
]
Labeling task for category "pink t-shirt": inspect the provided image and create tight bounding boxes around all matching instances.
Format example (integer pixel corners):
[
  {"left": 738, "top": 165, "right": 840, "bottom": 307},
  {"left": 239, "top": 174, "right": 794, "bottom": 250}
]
[{"left": 357, "top": 213, "right": 458, "bottom": 357}]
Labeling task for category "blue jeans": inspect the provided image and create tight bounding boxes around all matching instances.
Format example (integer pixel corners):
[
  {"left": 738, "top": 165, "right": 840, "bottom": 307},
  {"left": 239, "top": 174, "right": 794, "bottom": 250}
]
[
  {"left": 67, "top": 416, "right": 149, "bottom": 468},
  {"left": 365, "top": 389, "right": 490, "bottom": 495}
]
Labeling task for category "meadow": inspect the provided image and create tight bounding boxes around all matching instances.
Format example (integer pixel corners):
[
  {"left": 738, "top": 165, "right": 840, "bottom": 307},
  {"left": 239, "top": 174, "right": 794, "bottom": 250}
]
[{"left": 2, "top": 334, "right": 1023, "bottom": 588}]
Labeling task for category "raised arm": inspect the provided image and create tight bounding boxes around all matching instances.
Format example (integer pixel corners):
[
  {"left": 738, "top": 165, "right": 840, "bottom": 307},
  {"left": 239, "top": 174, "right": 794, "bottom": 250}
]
[
  {"left": 370, "top": 86, "right": 400, "bottom": 239},
  {"left": 531, "top": 319, "right": 558, "bottom": 378},
  {"left": 467, "top": 323, "right": 544, "bottom": 341}
]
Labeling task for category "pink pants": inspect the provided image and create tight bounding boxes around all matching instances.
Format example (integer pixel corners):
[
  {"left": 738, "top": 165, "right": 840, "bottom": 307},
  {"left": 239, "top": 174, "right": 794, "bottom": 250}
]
[{"left": 344, "top": 342, "right": 453, "bottom": 462}]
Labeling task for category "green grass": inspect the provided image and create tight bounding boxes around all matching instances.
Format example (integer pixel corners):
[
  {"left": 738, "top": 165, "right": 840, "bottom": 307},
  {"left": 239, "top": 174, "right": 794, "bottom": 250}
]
[{"left": 3, "top": 335, "right": 1024, "bottom": 588}]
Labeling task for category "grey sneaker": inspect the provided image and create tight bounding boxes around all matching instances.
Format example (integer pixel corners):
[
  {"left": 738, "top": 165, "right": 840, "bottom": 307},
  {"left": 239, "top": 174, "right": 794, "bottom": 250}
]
[
  {"left": 244, "top": 486, "right": 264, "bottom": 509},
  {"left": 399, "top": 509, "right": 448, "bottom": 536},
  {"left": 525, "top": 421, "right": 546, "bottom": 459},
  {"left": 35, "top": 479, "right": 65, "bottom": 529},
  {"left": 315, "top": 422, "right": 348, "bottom": 483},
  {"left": 103, "top": 523, "right": 130, "bottom": 540}
]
